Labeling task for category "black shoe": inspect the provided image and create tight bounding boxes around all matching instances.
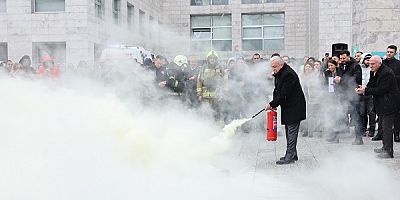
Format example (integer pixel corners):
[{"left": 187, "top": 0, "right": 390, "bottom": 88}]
[
  {"left": 374, "top": 147, "right": 384, "bottom": 153},
  {"left": 302, "top": 132, "right": 308, "bottom": 137},
  {"left": 279, "top": 155, "right": 298, "bottom": 161},
  {"left": 377, "top": 150, "right": 394, "bottom": 159},
  {"left": 326, "top": 136, "right": 339, "bottom": 143},
  {"left": 352, "top": 138, "right": 364, "bottom": 145},
  {"left": 368, "top": 129, "right": 375, "bottom": 137},
  {"left": 371, "top": 135, "right": 382, "bottom": 141},
  {"left": 362, "top": 131, "right": 367, "bottom": 137},
  {"left": 394, "top": 133, "right": 400, "bottom": 143},
  {"left": 276, "top": 159, "right": 295, "bottom": 165}
]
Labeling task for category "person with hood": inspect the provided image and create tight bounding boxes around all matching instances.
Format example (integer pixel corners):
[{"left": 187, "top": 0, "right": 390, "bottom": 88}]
[
  {"left": 359, "top": 54, "right": 376, "bottom": 137},
  {"left": 197, "top": 50, "right": 227, "bottom": 126},
  {"left": 19, "top": 55, "right": 36, "bottom": 75},
  {"left": 37, "top": 55, "right": 60, "bottom": 78}
]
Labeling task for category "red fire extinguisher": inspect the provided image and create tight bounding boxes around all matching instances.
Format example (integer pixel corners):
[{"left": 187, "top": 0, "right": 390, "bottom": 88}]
[{"left": 266, "top": 110, "right": 277, "bottom": 141}]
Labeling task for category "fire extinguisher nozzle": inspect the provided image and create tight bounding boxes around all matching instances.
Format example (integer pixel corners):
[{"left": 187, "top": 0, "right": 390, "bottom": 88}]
[{"left": 252, "top": 108, "right": 266, "bottom": 119}]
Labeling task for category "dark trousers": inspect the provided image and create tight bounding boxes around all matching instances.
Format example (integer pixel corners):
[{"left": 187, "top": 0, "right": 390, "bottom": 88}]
[
  {"left": 393, "top": 110, "right": 400, "bottom": 134},
  {"left": 284, "top": 122, "right": 300, "bottom": 160},
  {"left": 349, "top": 100, "right": 363, "bottom": 139},
  {"left": 380, "top": 114, "right": 395, "bottom": 151},
  {"left": 360, "top": 95, "right": 376, "bottom": 132}
]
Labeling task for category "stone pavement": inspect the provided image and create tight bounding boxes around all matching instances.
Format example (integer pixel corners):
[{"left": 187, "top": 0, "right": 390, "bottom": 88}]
[{"left": 224, "top": 127, "right": 400, "bottom": 178}]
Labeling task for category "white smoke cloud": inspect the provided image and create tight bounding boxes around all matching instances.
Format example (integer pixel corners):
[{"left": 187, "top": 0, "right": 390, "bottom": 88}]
[{"left": 0, "top": 70, "right": 399, "bottom": 200}]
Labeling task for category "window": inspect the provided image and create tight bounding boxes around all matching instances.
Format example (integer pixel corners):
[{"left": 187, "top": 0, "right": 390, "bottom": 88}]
[
  {"left": 95, "top": 0, "right": 105, "bottom": 19},
  {"left": 139, "top": 10, "right": 145, "bottom": 36},
  {"left": 242, "top": 13, "right": 284, "bottom": 51},
  {"left": 112, "top": 0, "right": 121, "bottom": 24},
  {"left": 33, "top": 0, "right": 65, "bottom": 12},
  {"left": 191, "top": 0, "right": 229, "bottom": 6},
  {"left": 0, "top": 43, "right": 7, "bottom": 62},
  {"left": 149, "top": 16, "right": 155, "bottom": 38},
  {"left": 242, "top": 0, "right": 283, "bottom": 3},
  {"left": 191, "top": 15, "right": 232, "bottom": 51},
  {"left": 127, "top": 3, "right": 135, "bottom": 29},
  {"left": 32, "top": 42, "right": 66, "bottom": 68},
  {"left": 0, "top": 0, "right": 6, "bottom": 13}
]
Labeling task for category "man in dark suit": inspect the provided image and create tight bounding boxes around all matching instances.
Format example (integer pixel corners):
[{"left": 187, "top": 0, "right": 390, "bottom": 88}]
[
  {"left": 266, "top": 56, "right": 306, "bottom": 165},
  {"left": 356, "top": 56, "right": 399, "bottom": 158},
  {"left": 382, "top": 45, "right": 400, "bottom": 142},
  {"left": 336, "top": 50, "right": 363, "bottom": 145}
]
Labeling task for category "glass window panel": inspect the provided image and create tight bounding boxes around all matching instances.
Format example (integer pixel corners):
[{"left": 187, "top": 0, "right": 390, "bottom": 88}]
[
  {"left": 35, "top": 0, "right": 65, "bottom": 12},
  {"left": 263, "top": 39, "right": 284, "bottom": 50},
  {"left": 212, "top": 0, "right": 229, "bottom": 5},
  {"left": 95, "top": 0, "right": 105, "bottom": 19},
  {"left": 192, "top": 40, "right": 212, "bottom": 52},
  {"left": 242, "top": 0, "right": 261, "bottom": 4},
  {"left": 213, "top": 27, "right": 231, "bottom": 39},
  {"left": 263, "top": 26, "right": 284, "bottom": 38},
  {"left": 191, "top": 16, "right": 211, "bottom": 27},
  {"left": 0, "top": 43, "right": 7, "bottom": 62},
  {"left": 127, "top": 3, "right": 134, "bottom": 28},
  {"left": 242, "top": 39, "right": 262, "bottom": 51},
  {"left": 0, "top": 0, "right": 6, "bottom": 13},
  {"left": 242, "top": 14, "right": 262, "bottom": 26},
  {"left": 264, "top": 0, "right": 284, "bottom": 2},
  {"left": 263, "top": 13, "right": 284, "bottom": 25},
  {"left": 212, "top": 15, "right": 231, "bottom": 26},
  {"left": 243, "top": 27, "right": 262, "bottom": 38},
  {"left": 192, "top": 28, "right": 212, "bottom": 40},
  {"left": 191, "top": 0, "right": 210, "bottom": 6},
  {"left": 213, "top": 40, "right": 232, "bottom": 51}
]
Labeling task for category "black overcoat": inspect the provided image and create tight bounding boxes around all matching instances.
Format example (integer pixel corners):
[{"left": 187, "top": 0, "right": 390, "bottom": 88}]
[
  {"left": 269, "top": 64, "right": 306, "bottom": 125},
  {"left": 365, "top": 64, "right": 399, "bottom": 116}
]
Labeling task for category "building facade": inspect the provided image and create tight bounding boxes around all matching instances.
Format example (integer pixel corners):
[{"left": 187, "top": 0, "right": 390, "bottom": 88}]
[
  {"left": 0, "top": 0, "right": 165, "bottom": 66},
  {"left": 0, "top": 0, "right": 399, "bottom": 66}
]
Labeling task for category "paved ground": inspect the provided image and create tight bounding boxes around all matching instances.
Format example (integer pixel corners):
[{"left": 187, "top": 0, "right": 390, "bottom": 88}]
[
  {"left": 222, "top": 126, "right": 400, "bottom": 178},
  {"left": 210, "top": 127, "right": 400, "bottom": 199}
]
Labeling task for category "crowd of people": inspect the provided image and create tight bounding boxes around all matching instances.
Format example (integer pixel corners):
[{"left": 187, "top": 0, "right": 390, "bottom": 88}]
[{"left": 1, "top": 44, "right": 400, "bottom": 160}]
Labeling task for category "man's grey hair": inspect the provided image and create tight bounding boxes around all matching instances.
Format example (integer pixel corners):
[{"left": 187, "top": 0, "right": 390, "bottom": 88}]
[
  {"left": 370, "top": 55, "right": 382, "bottom": 64},
  {"left": 270, "top": 56, "right": 285, "bottom": 65}
]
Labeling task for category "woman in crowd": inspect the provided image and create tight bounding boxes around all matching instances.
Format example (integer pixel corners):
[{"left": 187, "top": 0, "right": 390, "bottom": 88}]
[{"left": 324, "top": 60, "right": 347, "bottom": 143}]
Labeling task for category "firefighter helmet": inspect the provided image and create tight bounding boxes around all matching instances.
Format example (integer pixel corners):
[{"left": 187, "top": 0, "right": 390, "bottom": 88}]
[
  {"left": 206, "top": 50, "right": 219, "bottom": 59},
  {"left": 173, "top": 55, "right": 188, "bottom": 67}
]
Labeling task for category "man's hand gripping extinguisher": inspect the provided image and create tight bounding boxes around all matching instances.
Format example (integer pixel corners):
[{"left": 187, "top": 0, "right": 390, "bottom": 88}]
[{"left": 266, "top": 110, "right": 277, "bottom": 141}]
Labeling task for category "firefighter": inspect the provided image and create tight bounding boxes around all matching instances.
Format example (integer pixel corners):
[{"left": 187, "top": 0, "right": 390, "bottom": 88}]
[
  {"left": 197, "top": 50, "right": 227, "bottom": 126},
  {"left": 162, "top": 55, "right": 188, "bottom": 99}
]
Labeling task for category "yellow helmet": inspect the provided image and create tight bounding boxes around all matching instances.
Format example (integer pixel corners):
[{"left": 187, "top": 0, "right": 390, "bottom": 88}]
[
  {"left": 173, "top": 55, "right": 188, "bottom": 67},
  {"left": 206, "top": 50, "right": 219, "bottom": 59}
]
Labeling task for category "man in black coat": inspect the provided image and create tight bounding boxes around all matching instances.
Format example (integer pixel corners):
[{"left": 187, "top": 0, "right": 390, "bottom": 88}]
[
  {"left": 336, "top": 50, "right": 363, "bottom": 145},
  {"left": 356, "top": 56, "right": 399, "bottom": 158},
  {"left": 266, "top": 56, "right": 306, "bottom": 165},
  {"left": 382, "top": 45, "right": 400, "bottom": 142}
]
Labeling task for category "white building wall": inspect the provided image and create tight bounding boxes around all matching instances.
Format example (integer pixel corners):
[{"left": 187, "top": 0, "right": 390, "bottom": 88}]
[
  {"left": 0, "top": 0, "right": 165, "bottom": 66},
  {"left": 318, "top": 0, "right": 353, "bottom": 57}
]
